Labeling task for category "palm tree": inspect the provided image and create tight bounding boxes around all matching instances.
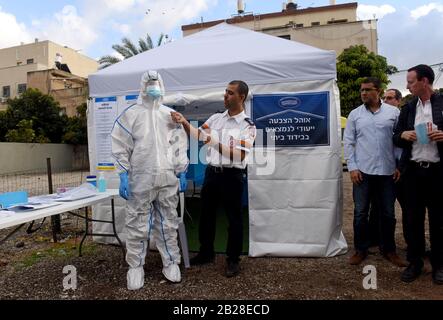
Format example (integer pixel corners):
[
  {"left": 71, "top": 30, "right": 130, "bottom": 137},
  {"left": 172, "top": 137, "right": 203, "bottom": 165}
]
[{"left": 98, "top": 33, "right": 165, "bottom": 69}]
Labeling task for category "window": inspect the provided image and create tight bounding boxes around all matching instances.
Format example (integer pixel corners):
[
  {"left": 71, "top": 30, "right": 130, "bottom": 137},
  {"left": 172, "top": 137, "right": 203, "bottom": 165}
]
[
  {"left": 296, "top": 23, "right": 304, "bottom": 28},
  {"left": 27, "top": 58, "right": 34, "bottom": 64},
  {"left": 311, "top": 22, "right": 320, "bottom": 26},
  {"left": 2, "top": 86, "right": 10, "bottom": 98},
  {"left": 327, "top": 19, "right": 348, "bottom": 24},
  {"left": 17, "top": 83, "right": 27, "bottom": 94},
  {"left": 278, "top": 34, "right": 291, "bottom": 40}
]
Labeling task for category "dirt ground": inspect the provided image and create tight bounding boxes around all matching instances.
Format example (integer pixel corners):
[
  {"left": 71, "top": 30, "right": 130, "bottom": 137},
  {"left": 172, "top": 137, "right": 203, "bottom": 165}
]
[{"left": 0, "top": 171, "right": 442, "bottom": 300}]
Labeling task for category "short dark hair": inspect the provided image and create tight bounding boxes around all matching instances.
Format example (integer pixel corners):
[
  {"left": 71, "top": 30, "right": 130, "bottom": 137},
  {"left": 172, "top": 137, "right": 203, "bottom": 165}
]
[
  {"left": 229, "top": 80, "right": 249, "bottom": 103},
  {"left": 362, "top": 77, "right": 382, "bottom": 89},
  {"left": 386, "top": 88, "right": 402, "bottom": 100},
  {"left": 408, "top": 64, "right": 435, "bottom": 85}
]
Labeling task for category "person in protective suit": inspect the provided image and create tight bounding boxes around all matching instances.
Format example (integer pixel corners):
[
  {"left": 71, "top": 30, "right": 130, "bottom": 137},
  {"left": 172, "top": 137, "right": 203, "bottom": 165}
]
[{"left": 111, "top": 70, "right": 189, "bottom": 290}]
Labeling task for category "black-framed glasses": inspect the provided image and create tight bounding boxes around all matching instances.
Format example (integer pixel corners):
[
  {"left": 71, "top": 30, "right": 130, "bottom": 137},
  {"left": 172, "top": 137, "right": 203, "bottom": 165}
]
[{"left": 360, "top": 88, "right": 377, "bottom": 93}]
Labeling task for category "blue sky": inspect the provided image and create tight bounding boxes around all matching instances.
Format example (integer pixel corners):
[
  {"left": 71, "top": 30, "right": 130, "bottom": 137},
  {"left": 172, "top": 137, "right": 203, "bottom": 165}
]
[{"left": 0, "top": 0, "right": 442, "bottom": 70}]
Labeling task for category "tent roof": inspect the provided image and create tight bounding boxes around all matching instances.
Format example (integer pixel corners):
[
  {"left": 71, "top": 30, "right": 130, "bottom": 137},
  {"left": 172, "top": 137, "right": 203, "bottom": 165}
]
[{"left": 89, "top": 23, "right": 337, "bottom": 97}]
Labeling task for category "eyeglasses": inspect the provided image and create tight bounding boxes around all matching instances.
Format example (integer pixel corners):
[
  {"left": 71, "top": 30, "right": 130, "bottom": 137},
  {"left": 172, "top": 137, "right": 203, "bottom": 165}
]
[
  {"left": 383, "top": 96, "right": 395, "bottom": 100},
  {"left": 360, "top": 88, "right": 377, "bottom": 93}
]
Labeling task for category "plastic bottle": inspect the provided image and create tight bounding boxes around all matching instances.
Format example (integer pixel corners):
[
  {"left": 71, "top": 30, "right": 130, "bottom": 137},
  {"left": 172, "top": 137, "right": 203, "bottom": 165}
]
[{"left": 98, "top": 172, "right": 107, "bottom": 192}]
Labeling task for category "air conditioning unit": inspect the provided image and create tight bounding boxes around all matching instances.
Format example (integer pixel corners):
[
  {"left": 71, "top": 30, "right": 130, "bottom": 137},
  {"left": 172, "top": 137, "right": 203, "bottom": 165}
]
[{"left": 0, "top": 97, "right": 8, "bottom": 103}]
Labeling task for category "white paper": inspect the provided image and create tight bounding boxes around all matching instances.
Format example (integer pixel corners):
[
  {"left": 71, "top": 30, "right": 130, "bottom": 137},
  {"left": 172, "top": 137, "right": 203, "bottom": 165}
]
[
  {"left": 53, "top": 183, "right": 98, "bottom": 202},
  {"left": 94, "top": 97, "right": 118, "bottom": 164}
]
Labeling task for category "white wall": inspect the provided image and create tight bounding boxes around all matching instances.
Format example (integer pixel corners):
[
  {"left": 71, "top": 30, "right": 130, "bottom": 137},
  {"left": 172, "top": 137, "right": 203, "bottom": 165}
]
[{"left": 0, "top": 143, "right": 88, "bottom": 174}]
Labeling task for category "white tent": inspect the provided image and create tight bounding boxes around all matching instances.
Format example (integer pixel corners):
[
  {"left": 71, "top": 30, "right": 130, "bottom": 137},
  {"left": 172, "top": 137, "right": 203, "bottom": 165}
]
[
  {"left": 88, "top": 23, "right": 347, "bottom": 257},
  {"left": 90, "top": 23, "right": 337, "bottom": 96}
]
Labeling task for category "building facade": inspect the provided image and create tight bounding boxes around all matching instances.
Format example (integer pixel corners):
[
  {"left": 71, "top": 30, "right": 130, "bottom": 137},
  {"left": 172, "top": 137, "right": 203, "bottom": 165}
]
[
  {"left": 182, "top": 2, "right": 377, "bottom": 57},
  {"left": 27, "top": 69, "right": 89, "bottom": 117},
  {"left": 0, "top": 39, "right": 98, "bottom": 114}
]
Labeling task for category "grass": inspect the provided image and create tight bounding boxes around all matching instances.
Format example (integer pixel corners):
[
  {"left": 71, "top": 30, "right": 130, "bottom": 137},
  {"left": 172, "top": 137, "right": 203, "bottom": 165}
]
[{"left": 15, "top": 239, "right": 98, "bottom": 270}]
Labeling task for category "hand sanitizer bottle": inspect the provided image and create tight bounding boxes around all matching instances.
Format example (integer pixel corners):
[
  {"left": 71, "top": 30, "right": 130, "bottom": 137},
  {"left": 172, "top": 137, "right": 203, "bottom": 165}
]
[{"left": 98, "top": 172, "right": 107, "bottom": 192}]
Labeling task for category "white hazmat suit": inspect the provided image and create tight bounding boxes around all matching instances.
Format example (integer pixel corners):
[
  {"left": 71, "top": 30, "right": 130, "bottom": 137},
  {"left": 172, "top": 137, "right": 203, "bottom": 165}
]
[{"left": 111, "top": 71, "right": 188, "bottom": 290}]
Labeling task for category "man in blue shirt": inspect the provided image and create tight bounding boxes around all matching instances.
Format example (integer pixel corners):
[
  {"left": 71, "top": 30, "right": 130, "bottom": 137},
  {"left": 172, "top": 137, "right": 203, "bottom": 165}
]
[
  {"left": 344, "top": 77, "right": 404, "bottom": 266},
  {"left": 368, "top": 89, "right": 404, "bottom": 248}
]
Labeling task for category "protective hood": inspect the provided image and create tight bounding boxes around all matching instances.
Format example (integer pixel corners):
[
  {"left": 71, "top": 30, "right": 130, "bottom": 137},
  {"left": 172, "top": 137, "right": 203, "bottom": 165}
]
[{"left": 138, "top": 70, "right": 166, "bottom": 109}]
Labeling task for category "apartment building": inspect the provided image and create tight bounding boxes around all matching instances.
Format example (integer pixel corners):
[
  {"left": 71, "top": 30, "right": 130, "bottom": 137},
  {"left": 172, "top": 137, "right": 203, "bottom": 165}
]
[
  {"left": 0, "top": 39, "right": 98, "bottom": 115},
  {"left": 182, "top": 1, "right": 377, "bottom": 57}
]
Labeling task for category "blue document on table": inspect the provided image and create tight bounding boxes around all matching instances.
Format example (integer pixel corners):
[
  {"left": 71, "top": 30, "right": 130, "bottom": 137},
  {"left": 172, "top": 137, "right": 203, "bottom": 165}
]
[{"left": 4, "top": 202, "right": 61, "bottom": 212}]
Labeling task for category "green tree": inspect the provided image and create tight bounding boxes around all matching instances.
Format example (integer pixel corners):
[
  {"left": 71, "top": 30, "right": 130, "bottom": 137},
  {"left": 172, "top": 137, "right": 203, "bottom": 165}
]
[
  {"left": 1, "top": 88, "right": 67, "bottom": 143},
  {"left": 337, "top": 45, "right": 397, "bottom": 117},
  {"left": 99, "top": 33, "right": 165, "bottom": 69},
  {"left": 5, "top": 119, "right": 36, "bottom": 143},
  {"left": 62, "top": 103, "right": 88, "bottom": 145},
  {"left": 0, "top": 110, "right": 12, "bottom": 141}
]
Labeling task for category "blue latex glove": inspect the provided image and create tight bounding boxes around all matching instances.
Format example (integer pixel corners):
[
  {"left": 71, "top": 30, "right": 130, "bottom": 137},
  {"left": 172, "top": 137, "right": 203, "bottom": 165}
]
[
  {"left": 119, "top": 172, "right": 131, "bottom": 200},
  {"left": 178, "top": 172, "right": 187, "bottom": 192}
]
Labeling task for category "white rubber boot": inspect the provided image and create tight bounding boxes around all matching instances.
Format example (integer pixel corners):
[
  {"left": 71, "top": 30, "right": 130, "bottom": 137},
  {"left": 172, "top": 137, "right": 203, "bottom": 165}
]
[
  {"left": 127, "top": 266, "right": 144, "bottom": 290},
  {"left": 162, "top": 263, "right": 181, "bottom": 283}
]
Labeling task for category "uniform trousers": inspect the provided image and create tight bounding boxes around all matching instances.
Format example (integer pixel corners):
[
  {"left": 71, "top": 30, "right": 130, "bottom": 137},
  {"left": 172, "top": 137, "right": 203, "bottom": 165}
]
[{"left": 199, "top": 165, "right": 245, "bottom": 263}]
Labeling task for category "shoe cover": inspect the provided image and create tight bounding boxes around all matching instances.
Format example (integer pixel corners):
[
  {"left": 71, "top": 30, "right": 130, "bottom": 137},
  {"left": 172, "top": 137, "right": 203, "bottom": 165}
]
[
  {"left": 127, "top": 267, "right": 144, "bottom": 290},
  {"left": 162, "top": 263, "right": 181, "bottom": 283}
]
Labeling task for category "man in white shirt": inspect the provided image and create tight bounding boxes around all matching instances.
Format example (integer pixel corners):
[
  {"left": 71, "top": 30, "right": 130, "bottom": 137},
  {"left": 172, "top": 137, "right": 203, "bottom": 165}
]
[
  {"left": 393, "top": 64, "right": 443, "bottom": 284},
  {"left": 171, "top": 80, "right": 256, "bottom": 277}
]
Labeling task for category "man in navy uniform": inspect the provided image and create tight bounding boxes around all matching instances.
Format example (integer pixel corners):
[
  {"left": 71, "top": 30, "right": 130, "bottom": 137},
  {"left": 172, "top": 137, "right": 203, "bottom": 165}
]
[{"left": 171, "top": 80, "right": 256, "bottom": 277}]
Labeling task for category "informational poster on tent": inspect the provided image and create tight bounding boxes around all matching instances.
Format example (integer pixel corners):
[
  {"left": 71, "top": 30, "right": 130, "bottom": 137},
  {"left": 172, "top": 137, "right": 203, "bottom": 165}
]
[
  {"left": 252, "top": 92, "right": 330, "bottom": 147},
  {"left": 94, "top": 97, "right": 118, "bottom": 165},
  {"left": 125, "top": 94, "right": 138, "bottom": 104},
  {"left": 113, "top": 94, "right": 138, "bottom": 115}
]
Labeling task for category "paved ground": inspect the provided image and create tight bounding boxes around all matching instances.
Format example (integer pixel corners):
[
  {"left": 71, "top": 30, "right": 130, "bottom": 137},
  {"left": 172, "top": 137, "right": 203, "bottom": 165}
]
[{"left": 0, "top": 171, "right": 442, "bottom": 300}]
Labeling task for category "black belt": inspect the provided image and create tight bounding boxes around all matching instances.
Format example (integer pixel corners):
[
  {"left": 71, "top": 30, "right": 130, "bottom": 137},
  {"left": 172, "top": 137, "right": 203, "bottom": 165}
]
[
  {"left": 410, "top": 161, "right": 440, "bottom": 169},
  {"left": 208, "top": 165, "right": 245, "bottom": 174}
]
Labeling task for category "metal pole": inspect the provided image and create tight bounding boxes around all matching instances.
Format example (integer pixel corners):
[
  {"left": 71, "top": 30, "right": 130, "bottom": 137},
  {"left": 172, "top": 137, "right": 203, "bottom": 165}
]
[{"left": 47, "top": 157, "right": 61, "bottom": 241}]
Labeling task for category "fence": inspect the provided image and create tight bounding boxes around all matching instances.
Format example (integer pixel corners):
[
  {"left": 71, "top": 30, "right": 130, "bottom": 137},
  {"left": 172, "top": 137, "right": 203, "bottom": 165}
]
[
  {"left": 0, "top": 167, "right": 89, "bottom": 197},
  {"left": 0, "top": 163, "right": 91, "bottom": 243}
]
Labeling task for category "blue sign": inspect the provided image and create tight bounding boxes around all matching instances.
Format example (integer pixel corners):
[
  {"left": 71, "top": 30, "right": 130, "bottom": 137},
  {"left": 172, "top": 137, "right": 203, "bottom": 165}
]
[
  {"left": 252, "top": 92, "right": 330, "bottom": 147},
  {"left": 125, "top": 95, "right": 139, "bottom": 101},
  {"left": 95, "top": 97, "right": 117, "bottom": 103}
]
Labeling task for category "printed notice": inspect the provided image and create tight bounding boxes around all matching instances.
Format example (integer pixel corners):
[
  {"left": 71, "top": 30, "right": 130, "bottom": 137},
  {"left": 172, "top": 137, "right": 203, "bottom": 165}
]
[
  {"left": 125, "top": 94, "right": 138, "bottom": 106},
  {"left": 95, "top": 97, "right": 118, "bottom": 164},
  {"left": 252, "top": 92, "right": 330, "bottom": 147},
  {"left": 116, "top": 94, "right": 139, "bottom": 115}
]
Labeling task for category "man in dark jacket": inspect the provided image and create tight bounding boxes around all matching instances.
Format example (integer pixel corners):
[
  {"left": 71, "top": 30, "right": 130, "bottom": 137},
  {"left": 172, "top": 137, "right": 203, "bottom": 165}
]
[{"left": 393, "top": 64, "right": 443, "bottom": 284}]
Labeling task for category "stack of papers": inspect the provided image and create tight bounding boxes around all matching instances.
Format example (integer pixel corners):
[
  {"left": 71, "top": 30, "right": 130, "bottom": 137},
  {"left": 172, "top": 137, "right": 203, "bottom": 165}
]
[
  {"left": 0, "top": 210, "right": 15, "bottom": 218},
  {"left": 53, "top": 183, "right": 98, "bottom": 202},
  {"left": 0, "top": 183, "right": 98, "bottom": 217},
  {"left": 0, "top": 184, "right": 99, "bottom": 216}
]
